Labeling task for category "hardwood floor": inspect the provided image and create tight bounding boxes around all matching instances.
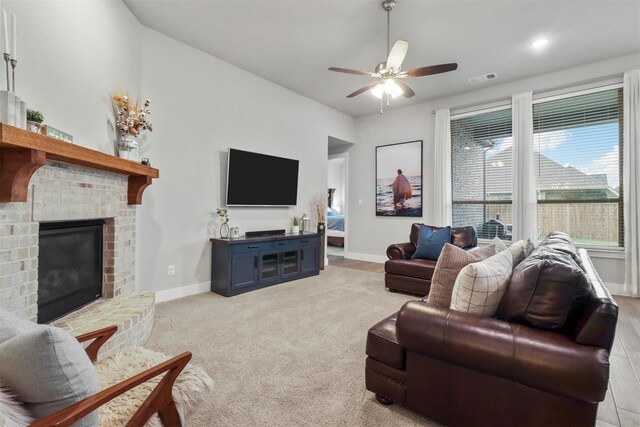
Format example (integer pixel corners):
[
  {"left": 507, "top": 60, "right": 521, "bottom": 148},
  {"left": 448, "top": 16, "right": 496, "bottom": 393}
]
[
  {"left": 328, "top": 256, "right": 640, "bottom": 427},
  {"left": 327, "top": 255, "right": 385, "bottom": 273}
]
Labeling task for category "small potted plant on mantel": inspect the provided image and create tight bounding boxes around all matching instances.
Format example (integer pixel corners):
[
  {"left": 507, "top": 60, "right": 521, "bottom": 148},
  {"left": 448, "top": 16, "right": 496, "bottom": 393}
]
[
  {"left": 26, "top": 109, "right": 44, "bottom": 133},
  {"left": 291, "top": 216, "right": 300, "bottom": 234}
]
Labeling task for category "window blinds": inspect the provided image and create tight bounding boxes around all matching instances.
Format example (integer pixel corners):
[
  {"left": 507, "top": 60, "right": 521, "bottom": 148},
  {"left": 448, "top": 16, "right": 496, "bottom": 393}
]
[
  {"left": 451, "top": 108, "right": 513, "bottom": 240},
  {"left": 533, "top": 88, "right": 623, "bottom": 246}
]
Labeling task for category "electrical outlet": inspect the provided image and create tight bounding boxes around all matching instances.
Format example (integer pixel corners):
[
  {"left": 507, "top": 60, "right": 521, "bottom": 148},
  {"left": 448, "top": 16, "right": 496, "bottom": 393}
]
[
  {"left": 358, "top": 199, "right": 363, "bottom": 205},
  {"left": 168, "top": 265, "right": 175, "bottom": 276}
]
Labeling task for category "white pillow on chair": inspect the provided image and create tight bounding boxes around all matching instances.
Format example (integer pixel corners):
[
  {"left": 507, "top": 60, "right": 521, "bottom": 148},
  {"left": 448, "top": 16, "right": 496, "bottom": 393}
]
[
  {"left": 0, "top": 308, "right": 42, "bottom": 345},
  {"left": 0, "top": 326, "right": 100, "bottom": 426}
]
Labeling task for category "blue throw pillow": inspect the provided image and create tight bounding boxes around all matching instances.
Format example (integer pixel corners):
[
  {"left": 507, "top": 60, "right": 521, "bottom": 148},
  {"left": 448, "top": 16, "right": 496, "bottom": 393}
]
[
  {"left": 411, "top": 225, "right": 452, "bottom": 261},
  {"left": 327, "top": 208, "right": 337, "bottom": 217}
]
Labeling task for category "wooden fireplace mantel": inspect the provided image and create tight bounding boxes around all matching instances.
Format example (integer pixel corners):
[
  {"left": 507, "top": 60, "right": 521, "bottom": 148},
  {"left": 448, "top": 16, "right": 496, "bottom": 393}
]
[{"left": 0, "top": 124, "right": 159, "bottom": 205}]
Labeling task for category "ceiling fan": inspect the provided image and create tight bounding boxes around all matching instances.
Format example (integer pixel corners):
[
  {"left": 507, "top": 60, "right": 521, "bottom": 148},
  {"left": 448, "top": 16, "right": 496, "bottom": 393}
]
[{"left": 329, "top": 0, "right": 458, "bottom": 109}]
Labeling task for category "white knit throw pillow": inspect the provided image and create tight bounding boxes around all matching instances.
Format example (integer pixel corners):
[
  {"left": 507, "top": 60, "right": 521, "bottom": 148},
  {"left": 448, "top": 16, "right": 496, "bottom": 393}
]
[{"left": 450, "top": 248, "right": 513, "bottom": 316}]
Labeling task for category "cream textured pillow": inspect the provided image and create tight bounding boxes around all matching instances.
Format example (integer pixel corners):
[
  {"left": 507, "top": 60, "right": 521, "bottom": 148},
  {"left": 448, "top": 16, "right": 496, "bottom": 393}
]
[
  {"left": 508, "top": 240, "right": 527, "bottom": 267},
  {"left": 490, "top": 236, "right": 507, "bottom": 252},
  {"left": 427, "top": 243, "right": 496, "bottom": 308},
  {"left": 524, "top": 238, "right": 536, "bottom": 257},
  {"left": 450, "top": 248, "right": 513, "bottom": 317}
]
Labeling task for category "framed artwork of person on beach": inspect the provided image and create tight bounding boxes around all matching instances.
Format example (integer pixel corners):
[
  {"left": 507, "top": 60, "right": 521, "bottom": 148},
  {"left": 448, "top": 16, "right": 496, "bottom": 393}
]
[{"left": 375, "top": 140, "right": 422, "bottom": 217}]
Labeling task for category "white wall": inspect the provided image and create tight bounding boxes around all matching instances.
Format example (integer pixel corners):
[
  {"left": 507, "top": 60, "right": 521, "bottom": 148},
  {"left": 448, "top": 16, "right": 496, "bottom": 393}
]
[
  {"left": 6, "top": 0, "right": 141, "bottom": 153},
  {"left": 347, "top": 53, "right": 640, "bottom": 290},
  {"left": 138, "top": 28, "right": 355, "bottom": 293},
  {"left": 10, "top": 1, "right": 355, "bottom": 296}
]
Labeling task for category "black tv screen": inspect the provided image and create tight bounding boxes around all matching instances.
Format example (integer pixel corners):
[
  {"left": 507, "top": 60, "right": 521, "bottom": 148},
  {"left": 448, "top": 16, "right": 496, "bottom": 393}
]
[{"left": 226, "top": 148, "right": 299, "bottom": 206}]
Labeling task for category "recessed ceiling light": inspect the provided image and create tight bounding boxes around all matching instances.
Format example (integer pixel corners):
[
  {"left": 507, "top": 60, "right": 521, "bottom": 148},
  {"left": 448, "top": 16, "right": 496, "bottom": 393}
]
[{"left": 531, "top": 38, "right": 548, "bottom": 48}]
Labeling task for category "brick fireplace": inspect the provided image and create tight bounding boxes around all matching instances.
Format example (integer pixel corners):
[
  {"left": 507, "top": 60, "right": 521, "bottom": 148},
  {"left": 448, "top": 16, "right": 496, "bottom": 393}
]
[
  {"left": 0, "top": 125, "right": 159, "bottom": 356},
  {"left": 0, "top": 161, "right": 136, "bottom": 320}
]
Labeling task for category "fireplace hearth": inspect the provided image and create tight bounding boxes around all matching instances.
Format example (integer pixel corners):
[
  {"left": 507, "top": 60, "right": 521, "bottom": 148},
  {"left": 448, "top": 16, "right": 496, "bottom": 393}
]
[{"left": 37, "top": 220, "right": 104, "bottom": 324}]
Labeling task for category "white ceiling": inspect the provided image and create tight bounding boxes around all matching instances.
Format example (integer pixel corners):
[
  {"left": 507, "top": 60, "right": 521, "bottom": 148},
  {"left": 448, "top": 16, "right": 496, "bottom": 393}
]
[{"left": 123, "top": 0, "right": 640, "bottom": 118}]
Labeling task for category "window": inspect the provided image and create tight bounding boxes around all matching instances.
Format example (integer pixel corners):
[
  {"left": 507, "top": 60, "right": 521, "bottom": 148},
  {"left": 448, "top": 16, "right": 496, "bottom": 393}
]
[
  {"left": 533, "top": 87, "right": 623, "bottom": 247},
  {"left": 451, "top": 108, "right": 513, "bottom": 241}
]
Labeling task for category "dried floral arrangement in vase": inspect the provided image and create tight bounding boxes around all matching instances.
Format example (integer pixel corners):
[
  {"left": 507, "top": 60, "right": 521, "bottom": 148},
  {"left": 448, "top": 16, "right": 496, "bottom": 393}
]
[
  {"left": 112, "top": 93, "right": 152, "bottom": 160},
  {"left": 313, "top": 194, "right": 327, "bottom": 226}
]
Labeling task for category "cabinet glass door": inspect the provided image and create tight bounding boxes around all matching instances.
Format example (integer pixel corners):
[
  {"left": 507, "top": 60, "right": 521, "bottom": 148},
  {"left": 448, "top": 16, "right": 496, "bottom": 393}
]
[
  {"left": 261, "top": 253, "right": 279, "bottom": 280},
  {"left": 281, "top": 250, "right": 299, "bottom": 276}
]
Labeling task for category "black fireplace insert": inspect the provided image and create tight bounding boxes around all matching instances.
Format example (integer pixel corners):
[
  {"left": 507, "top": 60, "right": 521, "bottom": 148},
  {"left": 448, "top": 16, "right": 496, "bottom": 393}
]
[{"left": 37, "top": 219, "right": 104, "bottom": 324}]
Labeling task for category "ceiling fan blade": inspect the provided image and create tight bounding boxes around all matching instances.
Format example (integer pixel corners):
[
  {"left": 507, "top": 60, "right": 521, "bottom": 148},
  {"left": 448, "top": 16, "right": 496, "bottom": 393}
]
[
  {"left": 328, "top": 67, "right": 377, "bottom": 77},
  {"left": 399, "top": 63, "right": 458, "bottom": 78},
  {"left": 395, "top": 80, "right": 415, "bottom": 98},
  {"left": 347, "top": 81, "right": 381, "bottom": 98},
  {"left": 386, "top": 40, "right": 409, "bottom": 72}
]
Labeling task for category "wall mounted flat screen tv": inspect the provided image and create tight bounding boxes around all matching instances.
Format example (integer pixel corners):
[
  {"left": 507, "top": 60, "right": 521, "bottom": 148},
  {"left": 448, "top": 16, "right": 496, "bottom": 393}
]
[{"left": 226, "top": 148, "right": 299, "bottom": 206}]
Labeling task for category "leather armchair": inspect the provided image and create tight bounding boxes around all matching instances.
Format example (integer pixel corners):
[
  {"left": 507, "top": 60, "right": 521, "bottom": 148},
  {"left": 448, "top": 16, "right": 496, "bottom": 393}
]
[
  {"left": 384, "top": 224, "right": 477, "bottom": 295},
  {"left": 367, "top": 244, "right": 618, "bottom": 426}
]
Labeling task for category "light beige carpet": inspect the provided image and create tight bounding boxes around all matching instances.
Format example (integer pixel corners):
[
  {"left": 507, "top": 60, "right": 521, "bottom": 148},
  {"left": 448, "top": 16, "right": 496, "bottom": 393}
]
[{"left": 146, "top": 265, "right": 441, "bottom": 426}]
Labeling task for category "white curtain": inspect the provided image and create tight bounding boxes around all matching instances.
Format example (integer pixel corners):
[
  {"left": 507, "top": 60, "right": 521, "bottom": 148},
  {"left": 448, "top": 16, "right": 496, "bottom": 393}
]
[
  {"left": 433, "top": 109, "right": 452, "bottom": 226},
  {"left": 511, "top": 92, "right": 538, "bottom": 243},
  {"left": 624, "top": 69, "right": 640, "bottom": 297}
]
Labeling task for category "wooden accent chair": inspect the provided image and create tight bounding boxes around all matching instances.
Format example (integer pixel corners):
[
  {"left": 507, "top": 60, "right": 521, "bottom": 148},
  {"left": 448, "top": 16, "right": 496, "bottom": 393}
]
[
  {"left": 0, "top": 321, "right": 212, "bottom": 427},
  {"left": 31, "top": 326, "right": 191, "bottom": 427}
]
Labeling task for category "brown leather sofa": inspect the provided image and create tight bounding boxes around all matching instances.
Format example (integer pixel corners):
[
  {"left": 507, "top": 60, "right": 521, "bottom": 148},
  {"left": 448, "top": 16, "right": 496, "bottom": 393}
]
[
  {"left": 367, "top": 234, "right": 618, "bottom": 426},
  {"left": 385, "top": 224, "right": 477, "bottom": 295}
]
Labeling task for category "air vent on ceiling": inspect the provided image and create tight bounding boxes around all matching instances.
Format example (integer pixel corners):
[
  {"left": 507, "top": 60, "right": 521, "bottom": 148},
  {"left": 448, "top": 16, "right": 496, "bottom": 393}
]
[{"left": 468, "top": 73, "right": 498, "bottom": 84}]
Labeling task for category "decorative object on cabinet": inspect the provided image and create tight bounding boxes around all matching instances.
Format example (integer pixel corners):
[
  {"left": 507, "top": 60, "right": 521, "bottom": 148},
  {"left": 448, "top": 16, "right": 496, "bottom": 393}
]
[
  {"left": 112, "top": 94, "right": 152, "bottom": 161},
  {"left": 376, "top": 140, "right": 422, "bottom": 217},
  {"left": 291, "top": 216, "right": 300, "bottom": 234},
  {"left": 300, "top": 213, "right": 311, "bottom": 233},
  {"left": 313, "top": 193, "right": 327, "bottom": 225},
  {"left": 313, "top": 194, "right": 327, "bottom": 270},
  {"left": 317, "top": 222, "right": 326, "bottom": 270},
  {"left": 210, "top": 233, "right": 320, "bottom": 296},
  {"left": 216, "top": 208, "right": 229, "bottom": 238}
]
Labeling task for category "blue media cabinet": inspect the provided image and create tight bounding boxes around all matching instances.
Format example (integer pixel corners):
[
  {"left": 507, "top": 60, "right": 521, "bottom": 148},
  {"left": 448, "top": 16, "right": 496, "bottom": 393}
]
[{"left": 210, "top": 232, "right": 321, "bottom": 297}]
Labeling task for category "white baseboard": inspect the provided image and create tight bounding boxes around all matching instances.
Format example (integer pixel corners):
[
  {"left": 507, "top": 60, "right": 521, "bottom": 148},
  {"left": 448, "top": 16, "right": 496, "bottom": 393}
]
[
  {"left": 343, "top": 251, "right": 387, "bottom": 264},
  {"left": 605, "top": 282, "right": 629, "bottom": 297},
  {"left": 155, "top": 281, "right": 210, "bottom": 303}
]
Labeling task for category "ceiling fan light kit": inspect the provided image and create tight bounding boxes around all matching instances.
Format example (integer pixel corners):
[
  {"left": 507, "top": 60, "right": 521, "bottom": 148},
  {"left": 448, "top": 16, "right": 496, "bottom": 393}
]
[{"left": 329, "top": 0, "right": 458, "bottom": 113}]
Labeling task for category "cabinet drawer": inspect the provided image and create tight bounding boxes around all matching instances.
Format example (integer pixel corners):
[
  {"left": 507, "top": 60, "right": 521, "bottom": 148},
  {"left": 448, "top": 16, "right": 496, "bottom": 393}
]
[
  {"left": 298, "top": 237, "right": 319, "bottom": 247},
  {"left": 273, "top": 240, "right": 298, "bottom": 251},
  {"left": 231, "top": 242, "right": 274, "bottom": 254}
]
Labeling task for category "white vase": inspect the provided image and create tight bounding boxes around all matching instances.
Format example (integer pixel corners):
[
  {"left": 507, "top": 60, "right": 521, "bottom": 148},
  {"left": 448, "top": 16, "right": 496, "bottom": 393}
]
[
  {"left": 118, "top": 135, "right": 139, "bottom": 161},
  {"left": 292, "top": 225, "right": 300, "bottom": 234}
]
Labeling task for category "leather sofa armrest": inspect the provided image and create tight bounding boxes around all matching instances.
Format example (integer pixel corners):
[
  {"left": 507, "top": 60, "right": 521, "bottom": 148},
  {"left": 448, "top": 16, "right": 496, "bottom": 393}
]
[
  {"left": 387, "top": 242, "right": 415, "bottom": 260},
  {"left": 395, "top": 301, "right": 610, "bottom": 403}
]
